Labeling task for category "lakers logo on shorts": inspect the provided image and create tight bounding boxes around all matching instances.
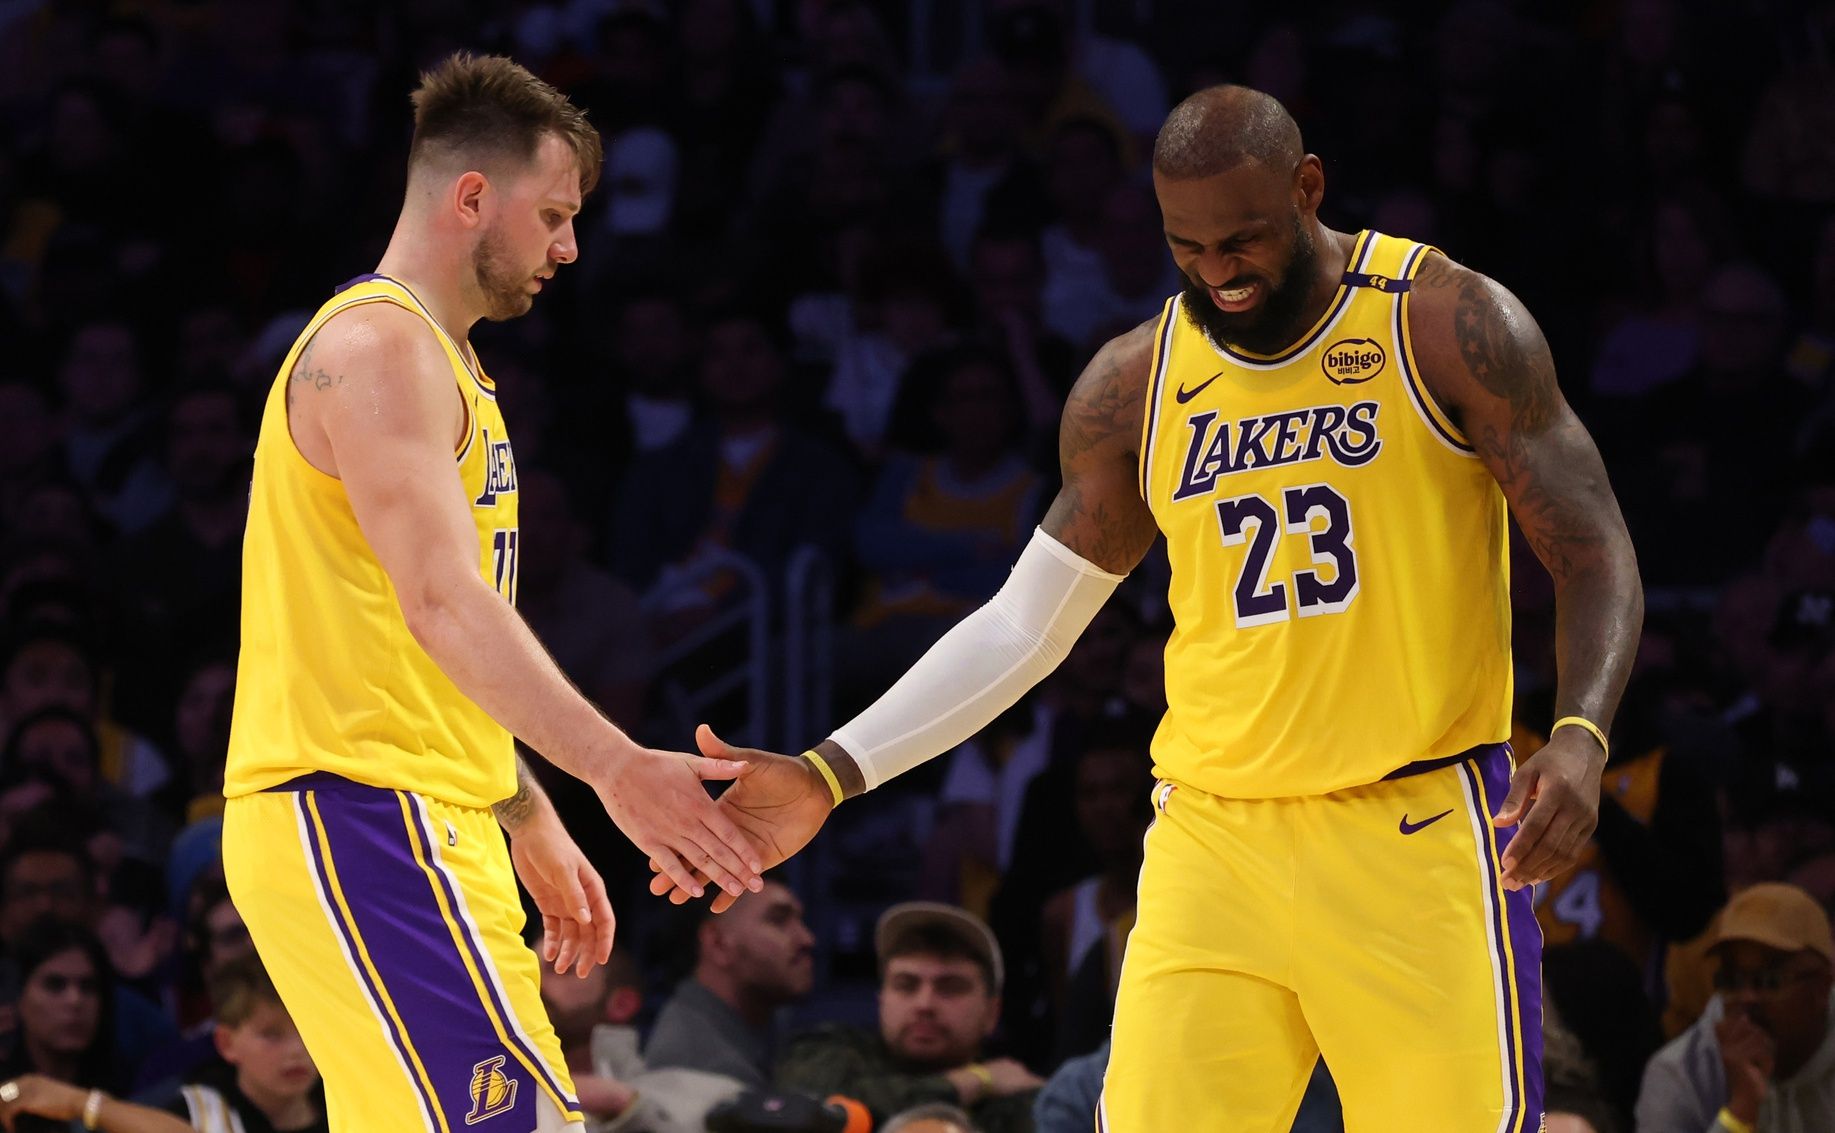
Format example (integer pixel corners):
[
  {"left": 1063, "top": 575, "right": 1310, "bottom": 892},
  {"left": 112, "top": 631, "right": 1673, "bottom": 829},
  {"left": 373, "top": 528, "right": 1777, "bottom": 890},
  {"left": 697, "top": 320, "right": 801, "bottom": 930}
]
[{"left": 465, "top": 1055, "right": 518, "bottom": 1124}]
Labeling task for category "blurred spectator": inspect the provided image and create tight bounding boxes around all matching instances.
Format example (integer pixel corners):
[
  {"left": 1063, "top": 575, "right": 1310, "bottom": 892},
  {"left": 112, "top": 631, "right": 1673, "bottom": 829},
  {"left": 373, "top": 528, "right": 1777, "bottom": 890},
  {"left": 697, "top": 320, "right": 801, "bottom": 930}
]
[
  {"left": 884, "top": 1102, "right": 977, "bottom": 1133},
  {"left": 1037, "top": 118, "right": 1126, "bottom": 350},
  {"left": 1793, "top": 213, "right": 1835, "bottom": 432},
  {"left": 1544, "top": 1001, "right": 1618, "bottom": 1133},
  {"left": 776, "top": 903, "right": 1040, "bottom": 1132},
  {"left": 925, "top": 60, "right": 1043, "bottom": 271},
  {"left": 541, "top": 947, "right": 742, "bottom": 1132},
  {"left": 0, "top": 621, "right": 169, "bottom": 800},
  {"left": 0, "top": 707, "right": 172, "bottom": 868},
  {"left": 645, "top": 877, "right": 815, "bottom": 1088},
  {"left": 964, "top": 226, "right": 1076, "bottom": 450},
  {"left": 53, "top": 319, "right": 170, "bottom": 535},
  {"left": 0, "top": 918, "right": 122, "bottom": 1094},
  {"left": 0, "top": 381, "right": 58, "bottom": 520},
  {"left": 1528, "top": 668, "right": 1725, "bottom": 985},
  {"left": 1616, "top": 263, "right": 1807, "bottom": 592},
  {"left": 153, "top": 952, "right": 325, "bottom": 1132},
  {"left": 1635, "top": 883, "right": 1835, "bottom": 1131},
  {"left": 109, "top": 383, "right": 251, "bottom": 734},
  {"left": 606, "top": 287, "right": 696, "bottom": 459},
  {"left": 1084, "top": 182, "right": 1178, "bottom": 346},
  {"left": 0, "top": 819, "right": 179, "bottom": 1086},
  {"left": 822, "top": 241, "right": 966, "bottom": 459},
  {"left": 519, "top": 468, "right": 650, "bottom": 726},
  {"left": 847, "top": 345, "right": 1044, "bottom": 695},
  {"left": 1589, "top": 194, "right": 1733, "bottom": 399},
  {"left": 984, "top": 0, "right": 1165, "bottom": 147},
  {"left": 166, "top": 656, "right": 234, "bottom": 824},
  {"left": 608, "top": 305, "right": 861, "bottom": 619},
  {"left": 1038, "top": 733, "right": 1154, "bottom": 1061}
]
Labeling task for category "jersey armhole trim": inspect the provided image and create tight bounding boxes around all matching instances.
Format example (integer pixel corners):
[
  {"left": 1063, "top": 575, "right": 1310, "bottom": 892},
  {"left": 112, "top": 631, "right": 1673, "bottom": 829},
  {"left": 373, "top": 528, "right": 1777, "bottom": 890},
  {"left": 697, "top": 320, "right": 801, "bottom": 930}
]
[
  {"left": 1396, "top": 245, "right": 1478, "bottom": 457},
  {"left": 1138, "top": 295, "right": 1179, "bottom": 502}
]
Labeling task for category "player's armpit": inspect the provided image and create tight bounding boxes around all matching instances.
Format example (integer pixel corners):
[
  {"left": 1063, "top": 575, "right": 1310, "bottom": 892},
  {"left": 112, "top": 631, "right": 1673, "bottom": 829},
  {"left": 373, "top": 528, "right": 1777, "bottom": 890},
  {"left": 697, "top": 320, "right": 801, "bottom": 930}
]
[{"left": 1039, "top": 319, "right": 1162, "bottom": 575}]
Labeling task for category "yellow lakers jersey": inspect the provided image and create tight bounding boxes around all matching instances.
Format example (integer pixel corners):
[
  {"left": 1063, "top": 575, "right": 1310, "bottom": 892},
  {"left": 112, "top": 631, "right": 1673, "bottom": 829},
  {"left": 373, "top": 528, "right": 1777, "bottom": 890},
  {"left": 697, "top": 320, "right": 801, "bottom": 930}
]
[
  {"left": 226, "top": 274, "right": 519, "bottom": 808},
  {"left": 1140, "top": 231, "right": 1512, "bottom": 798}
]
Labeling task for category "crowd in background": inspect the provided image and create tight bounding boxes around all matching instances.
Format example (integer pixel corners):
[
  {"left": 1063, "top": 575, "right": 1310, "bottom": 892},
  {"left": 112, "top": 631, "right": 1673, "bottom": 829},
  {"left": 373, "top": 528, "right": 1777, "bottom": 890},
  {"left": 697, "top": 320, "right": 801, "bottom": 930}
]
[{"left": 1, "top": 0, "right": 1833, "bottom": 1130}]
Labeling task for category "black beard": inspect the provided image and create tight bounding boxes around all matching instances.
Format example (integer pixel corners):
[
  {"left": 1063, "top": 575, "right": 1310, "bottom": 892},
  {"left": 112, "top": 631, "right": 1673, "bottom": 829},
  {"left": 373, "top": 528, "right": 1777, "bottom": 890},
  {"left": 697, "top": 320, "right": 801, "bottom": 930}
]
[{"left": 1178, "top": 219, "right": 1320, "bottom": 356}]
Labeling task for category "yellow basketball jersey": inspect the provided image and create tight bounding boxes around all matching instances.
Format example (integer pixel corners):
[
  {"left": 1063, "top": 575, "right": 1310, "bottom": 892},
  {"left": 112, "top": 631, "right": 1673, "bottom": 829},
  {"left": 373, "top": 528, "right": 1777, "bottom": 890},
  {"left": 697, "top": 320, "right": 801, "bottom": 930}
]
[
  {"left": 227, "top": 275, "right": 519, "bottom": 808},
  {"left": 1140, "top": 231, "right": 1512, "bottom": 798}
]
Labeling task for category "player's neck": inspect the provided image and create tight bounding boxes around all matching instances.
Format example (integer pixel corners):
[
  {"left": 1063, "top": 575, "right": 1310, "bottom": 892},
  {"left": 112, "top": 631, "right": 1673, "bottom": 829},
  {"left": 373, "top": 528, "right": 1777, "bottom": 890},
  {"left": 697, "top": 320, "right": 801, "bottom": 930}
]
[
  {"left": 1301, "top": 225, "right": 1358, "bottom": 325},
  {"left": 376, "top": 224, "right": 483, "bottom": 346}
]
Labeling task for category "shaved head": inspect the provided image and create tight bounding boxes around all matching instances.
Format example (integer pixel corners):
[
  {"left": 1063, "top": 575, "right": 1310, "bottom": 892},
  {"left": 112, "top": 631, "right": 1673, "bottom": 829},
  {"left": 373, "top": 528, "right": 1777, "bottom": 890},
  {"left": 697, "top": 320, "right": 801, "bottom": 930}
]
[{"left": 1153, "top": 85, "right": 1302, "bottom": 180}]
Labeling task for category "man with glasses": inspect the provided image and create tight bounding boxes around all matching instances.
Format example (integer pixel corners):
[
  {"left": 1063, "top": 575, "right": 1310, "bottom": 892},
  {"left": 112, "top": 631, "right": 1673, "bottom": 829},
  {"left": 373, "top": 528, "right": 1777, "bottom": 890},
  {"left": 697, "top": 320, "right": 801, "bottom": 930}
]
[{"left": 1636, "top": 883, "right": 1835, "bottom": 1131}]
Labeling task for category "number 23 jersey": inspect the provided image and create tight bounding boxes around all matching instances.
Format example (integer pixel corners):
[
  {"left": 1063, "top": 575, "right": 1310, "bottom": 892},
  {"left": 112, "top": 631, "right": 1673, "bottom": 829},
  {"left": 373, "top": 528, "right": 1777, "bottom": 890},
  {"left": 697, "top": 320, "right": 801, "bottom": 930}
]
[{"left": 1140, "top": 232, "right": 1512, "bottom": 799}]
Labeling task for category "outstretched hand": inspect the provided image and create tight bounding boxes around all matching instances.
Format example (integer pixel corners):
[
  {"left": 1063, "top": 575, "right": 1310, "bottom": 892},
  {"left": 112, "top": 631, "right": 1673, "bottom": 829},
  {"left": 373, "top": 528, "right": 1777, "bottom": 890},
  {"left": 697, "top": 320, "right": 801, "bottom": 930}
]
[
  {"left": 1493, "top": 730, "right": 1606, "bottom": 891},
  {"left": 648, "top": 725, "right": 836, "bottom": 913}
]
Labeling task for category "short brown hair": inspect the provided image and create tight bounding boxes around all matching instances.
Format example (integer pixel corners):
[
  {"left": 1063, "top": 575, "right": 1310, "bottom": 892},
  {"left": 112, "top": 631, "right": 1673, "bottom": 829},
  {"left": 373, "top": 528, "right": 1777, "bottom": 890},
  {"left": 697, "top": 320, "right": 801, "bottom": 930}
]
[
  {"left": 208, "top": 952, "right": 286, "bottom": 1028},
  {"left": 408, "top": 52, "right": 601, "bottom": 194}
]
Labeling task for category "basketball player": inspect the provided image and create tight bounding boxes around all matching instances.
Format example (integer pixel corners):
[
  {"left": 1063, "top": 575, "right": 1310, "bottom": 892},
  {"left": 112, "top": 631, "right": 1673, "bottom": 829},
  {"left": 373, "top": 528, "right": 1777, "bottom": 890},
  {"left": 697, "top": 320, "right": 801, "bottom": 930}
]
[
  {"left": 662, "top": 86, "right": 1644, "bottom": 1131},
  {"left": 222, "top": 54, "right": 764, "bottom": 1132}
]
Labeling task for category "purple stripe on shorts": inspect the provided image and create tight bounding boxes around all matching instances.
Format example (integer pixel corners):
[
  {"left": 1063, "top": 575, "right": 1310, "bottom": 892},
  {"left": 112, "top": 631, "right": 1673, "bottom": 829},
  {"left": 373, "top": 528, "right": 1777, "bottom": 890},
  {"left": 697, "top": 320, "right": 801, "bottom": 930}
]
[
  {"left": 402, "top": 794, "right": 577, "bottom": 1109},
  {"left": 298, "top": 794, "right": 443, "bottom": 1132},
  {"left": 1473, "top": 744, "right": 1546, "bottom": 1131},
  {"left": 310, "top": 781, "right": 540, "bottom": 1130}
]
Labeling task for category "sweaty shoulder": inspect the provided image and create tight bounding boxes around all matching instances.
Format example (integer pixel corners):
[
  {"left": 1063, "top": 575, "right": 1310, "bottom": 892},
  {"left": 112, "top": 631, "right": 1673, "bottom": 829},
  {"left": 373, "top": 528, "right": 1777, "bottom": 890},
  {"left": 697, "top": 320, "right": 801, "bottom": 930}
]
[{"left": 1401, "top": 250, "right": 1554, "bottom": 424}]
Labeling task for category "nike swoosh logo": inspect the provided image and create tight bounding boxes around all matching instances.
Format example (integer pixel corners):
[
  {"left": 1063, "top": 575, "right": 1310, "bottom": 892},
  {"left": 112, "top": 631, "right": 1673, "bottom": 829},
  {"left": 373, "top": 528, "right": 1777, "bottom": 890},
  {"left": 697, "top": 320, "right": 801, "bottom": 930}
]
[
  {"left": 1399, "top": 809, "right": 1454, "bottom": 835},
  {"left": 1174, "top": 372, "right": 1225, "bottom": 404}
]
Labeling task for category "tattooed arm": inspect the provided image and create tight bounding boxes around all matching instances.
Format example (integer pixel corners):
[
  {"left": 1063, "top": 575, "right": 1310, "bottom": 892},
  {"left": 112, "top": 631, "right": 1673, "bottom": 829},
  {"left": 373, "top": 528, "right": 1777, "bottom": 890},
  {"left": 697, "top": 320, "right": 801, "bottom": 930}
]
[
  {"left": 1409, "top": 253, "right": 1644, "bottom": 889},
  {"left": 493, "top": 753, "right": 548, "bottom": 833}
]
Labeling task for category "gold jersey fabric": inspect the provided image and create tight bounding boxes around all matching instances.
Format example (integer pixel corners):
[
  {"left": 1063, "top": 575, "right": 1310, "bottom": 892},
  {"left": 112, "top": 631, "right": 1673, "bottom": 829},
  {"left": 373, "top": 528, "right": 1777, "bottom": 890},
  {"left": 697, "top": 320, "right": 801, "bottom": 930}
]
[
  {"left": 227, "top": 275, "right": 520, "bottom": 808},
  {"left": 1140, "top": 231, "right": 1512, "bottom": 798}
]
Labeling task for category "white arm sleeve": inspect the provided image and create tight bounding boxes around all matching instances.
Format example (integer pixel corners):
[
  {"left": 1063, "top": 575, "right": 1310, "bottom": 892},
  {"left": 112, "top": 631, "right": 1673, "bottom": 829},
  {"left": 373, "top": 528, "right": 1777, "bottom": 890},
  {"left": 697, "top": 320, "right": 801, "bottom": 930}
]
[{"left": 829, "top": 527, "right": 1125, "bottom": 791}]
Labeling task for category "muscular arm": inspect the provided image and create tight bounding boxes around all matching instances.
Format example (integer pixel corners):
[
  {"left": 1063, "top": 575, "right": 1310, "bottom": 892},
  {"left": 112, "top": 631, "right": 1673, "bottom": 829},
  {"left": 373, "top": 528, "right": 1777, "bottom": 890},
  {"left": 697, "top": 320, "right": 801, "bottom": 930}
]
[
  {"left": 811, "top": 321, "right": 1162, "bottom": 797},
  {"left": 296, "top": 306, "right": 638, "bottom": 786},
  {"left": 1409, "top": 254, "right": 1644, "bottom": 735}
]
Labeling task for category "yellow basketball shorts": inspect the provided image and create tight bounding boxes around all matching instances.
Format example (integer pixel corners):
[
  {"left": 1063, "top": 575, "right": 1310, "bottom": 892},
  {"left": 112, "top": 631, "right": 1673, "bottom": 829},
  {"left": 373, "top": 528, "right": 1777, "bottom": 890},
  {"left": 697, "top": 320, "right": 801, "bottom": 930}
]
[
  {"left": 223, "top": 773, "right": 582, "bottom": 1132},
  {"left": 1102, "top": 744, "right": 1543, "bottom": 1132}
]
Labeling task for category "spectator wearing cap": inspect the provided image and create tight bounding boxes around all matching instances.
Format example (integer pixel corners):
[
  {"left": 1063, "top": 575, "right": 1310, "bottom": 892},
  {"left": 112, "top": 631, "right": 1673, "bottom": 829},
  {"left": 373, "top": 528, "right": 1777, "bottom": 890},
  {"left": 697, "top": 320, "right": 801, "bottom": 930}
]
[
  {"left": 775, "top": 903, "right": 1041, "bottom": 1133},
  {"left": 1635, "top": 883, "right": 1835, "bottom": 1131},
  {"left": 645, "top": 876, "right": 816, "bottom": 1088}
]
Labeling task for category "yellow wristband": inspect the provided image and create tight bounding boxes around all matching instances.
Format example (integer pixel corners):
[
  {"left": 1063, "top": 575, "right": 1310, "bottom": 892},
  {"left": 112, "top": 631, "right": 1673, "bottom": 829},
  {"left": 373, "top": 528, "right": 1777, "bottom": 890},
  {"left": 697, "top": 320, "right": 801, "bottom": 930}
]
[
  {"left": 82, "top": 1090, "right": 105, "bottom": 1131},
  {"left": 1551, "top": 715, "right": 1608, "bottom": 758},
  {"left": 967, "top": 1063, "right": 994, "bottom": 1089},
  {"left": 1717, "top": 1107, "right": 1754, "bottom": 1133},
  {"left": 803, "top": 749, "right": 844, "bottom": 806}
]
